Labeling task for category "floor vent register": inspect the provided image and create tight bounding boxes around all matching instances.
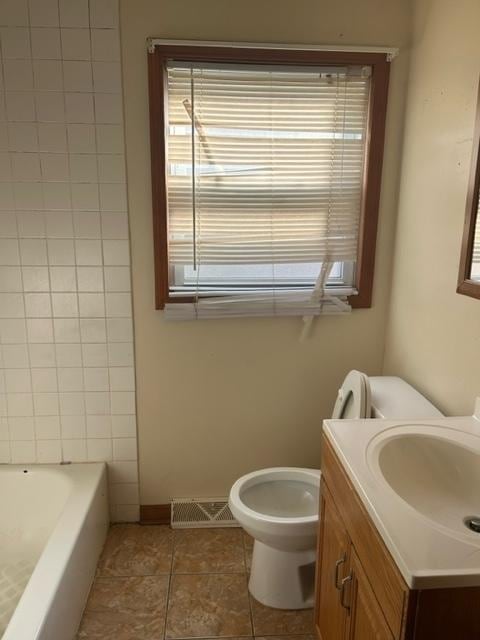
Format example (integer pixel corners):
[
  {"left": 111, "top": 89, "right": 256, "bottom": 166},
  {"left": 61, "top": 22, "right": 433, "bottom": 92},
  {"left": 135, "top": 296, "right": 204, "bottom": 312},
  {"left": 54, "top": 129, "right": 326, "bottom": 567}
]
[{"left": 171, "top": 498, "right": 239, "bottom": 528}]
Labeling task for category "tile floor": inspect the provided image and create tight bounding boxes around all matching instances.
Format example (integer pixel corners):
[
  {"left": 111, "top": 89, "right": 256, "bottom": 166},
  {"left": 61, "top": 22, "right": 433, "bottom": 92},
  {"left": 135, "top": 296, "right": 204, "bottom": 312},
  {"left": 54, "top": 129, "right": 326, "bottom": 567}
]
[{"left": 77, "top": 525, "right": 315, "bottom": 640}]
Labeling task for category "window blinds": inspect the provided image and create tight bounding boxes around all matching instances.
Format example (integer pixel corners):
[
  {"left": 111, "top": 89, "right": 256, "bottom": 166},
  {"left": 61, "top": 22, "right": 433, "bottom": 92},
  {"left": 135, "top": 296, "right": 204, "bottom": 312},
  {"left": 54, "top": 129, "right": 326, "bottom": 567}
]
[{"left": 164, "top": 61, "right": 371, "bottom": 319}]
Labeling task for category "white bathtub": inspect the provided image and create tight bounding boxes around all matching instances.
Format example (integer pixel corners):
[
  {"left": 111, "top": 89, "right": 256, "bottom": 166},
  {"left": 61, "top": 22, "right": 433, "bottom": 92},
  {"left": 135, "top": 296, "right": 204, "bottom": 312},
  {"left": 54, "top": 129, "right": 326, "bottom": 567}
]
[{"left": 0, "top": 463, "right": 109, "bottom": 640}]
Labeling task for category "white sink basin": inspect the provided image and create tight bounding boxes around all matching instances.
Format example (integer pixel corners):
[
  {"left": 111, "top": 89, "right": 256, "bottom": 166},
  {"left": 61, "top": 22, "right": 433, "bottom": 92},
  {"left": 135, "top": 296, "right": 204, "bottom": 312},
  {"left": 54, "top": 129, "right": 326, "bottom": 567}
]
[{"left": 375, "top": 433, "right": 480, "bottom": 537}]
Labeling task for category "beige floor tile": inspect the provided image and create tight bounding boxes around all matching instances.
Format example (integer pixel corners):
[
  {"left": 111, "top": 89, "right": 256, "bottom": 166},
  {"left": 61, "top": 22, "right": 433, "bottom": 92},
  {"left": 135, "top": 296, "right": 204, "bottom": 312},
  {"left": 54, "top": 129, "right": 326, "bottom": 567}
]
[
  {"left": 78, "top": 610, "right": 164, "bottom": 640},
  {"left": 78, "top": 575, "right": 169, "bottom": 640},
  {"left": 250, "top": 598, "right": 315, "bottom": 636},
  {"left": 97, "top": 524, "right": 173, "bottom": 576},
  {"left": 173, "top": 528, "right": 245, "bottom": 574},
  {"left": 166, "top": 573, "right": 252, "bottom": 638}
]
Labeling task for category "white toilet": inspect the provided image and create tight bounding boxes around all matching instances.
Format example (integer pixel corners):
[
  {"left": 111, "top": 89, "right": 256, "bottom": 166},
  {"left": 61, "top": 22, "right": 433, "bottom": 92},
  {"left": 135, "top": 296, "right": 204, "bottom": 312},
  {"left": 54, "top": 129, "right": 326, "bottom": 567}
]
[{"left": 229, "top": 370, "right": 443, "bottom": 610}]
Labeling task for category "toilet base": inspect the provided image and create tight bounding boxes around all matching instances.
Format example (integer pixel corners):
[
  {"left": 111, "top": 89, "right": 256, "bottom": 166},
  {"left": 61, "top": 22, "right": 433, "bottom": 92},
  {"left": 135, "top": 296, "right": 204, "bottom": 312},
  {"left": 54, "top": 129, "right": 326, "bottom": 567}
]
[{"left": 248, "top": 540, "right": 316, "bottom": 610}]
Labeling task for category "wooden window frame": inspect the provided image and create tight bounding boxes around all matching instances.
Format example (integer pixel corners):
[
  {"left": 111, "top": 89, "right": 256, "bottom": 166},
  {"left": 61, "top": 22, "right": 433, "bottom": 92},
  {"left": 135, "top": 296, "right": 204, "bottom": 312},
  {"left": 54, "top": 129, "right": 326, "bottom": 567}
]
[
  {"left": 458, "top": 82, "right": 480, "bottom": 300},
  {"left": 147, "top": 43, "right": 391, "bottom": 310}
]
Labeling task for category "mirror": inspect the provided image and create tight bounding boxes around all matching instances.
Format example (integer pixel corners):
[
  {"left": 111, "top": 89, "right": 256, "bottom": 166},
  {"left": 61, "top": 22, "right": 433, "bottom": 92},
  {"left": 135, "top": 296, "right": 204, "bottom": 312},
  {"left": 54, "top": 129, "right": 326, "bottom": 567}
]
[{"left": 458, "top": 83, "right": 480, "bottom": 298}]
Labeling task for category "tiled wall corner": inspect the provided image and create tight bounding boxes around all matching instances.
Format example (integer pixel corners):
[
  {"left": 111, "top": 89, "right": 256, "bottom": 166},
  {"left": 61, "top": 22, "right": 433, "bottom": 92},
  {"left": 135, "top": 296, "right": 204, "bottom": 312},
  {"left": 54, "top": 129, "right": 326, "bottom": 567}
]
[{"left": 0, "top": 0, "right": 139, "bottom": 523}]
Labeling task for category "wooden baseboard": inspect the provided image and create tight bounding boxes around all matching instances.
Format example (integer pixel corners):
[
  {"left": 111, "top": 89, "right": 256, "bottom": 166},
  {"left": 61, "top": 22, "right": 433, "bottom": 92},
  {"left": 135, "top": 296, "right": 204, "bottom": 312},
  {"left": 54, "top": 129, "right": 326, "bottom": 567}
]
[{"left": 140, "top": 503, "right": 170, "bottom": 525}]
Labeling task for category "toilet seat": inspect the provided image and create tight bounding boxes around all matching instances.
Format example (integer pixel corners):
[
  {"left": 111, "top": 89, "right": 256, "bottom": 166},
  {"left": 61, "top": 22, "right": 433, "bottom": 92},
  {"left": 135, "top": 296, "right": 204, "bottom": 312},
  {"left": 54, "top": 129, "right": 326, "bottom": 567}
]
[
  {"left": 331, "top": 369, "right": 371, "bottom": 420},
  {"left": 230, "top": 467, "right": 320, "bottom": 524}
]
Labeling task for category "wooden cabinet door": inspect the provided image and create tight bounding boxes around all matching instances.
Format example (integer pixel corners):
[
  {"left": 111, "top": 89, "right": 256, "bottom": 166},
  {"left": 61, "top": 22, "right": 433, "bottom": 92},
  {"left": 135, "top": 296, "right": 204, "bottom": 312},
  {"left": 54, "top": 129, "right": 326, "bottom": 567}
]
[
  {"left": 346, "top": 549, "right": 394, "bottom": 640},
  {"left": 315, "top": 487, "right": 350, "bottom": 640}
]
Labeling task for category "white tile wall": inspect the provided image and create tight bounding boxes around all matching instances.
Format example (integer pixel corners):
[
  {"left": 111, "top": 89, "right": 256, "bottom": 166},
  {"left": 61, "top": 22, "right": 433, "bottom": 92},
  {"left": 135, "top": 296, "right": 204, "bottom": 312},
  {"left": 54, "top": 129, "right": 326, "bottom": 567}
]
[{"left": 0, "top": 0, "right": 139, "bottom": 523}]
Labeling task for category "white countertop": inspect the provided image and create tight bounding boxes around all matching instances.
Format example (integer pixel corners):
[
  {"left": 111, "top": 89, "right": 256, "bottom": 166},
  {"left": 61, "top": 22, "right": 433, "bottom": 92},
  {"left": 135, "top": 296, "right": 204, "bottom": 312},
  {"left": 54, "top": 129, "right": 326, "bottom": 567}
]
[{"left": 323, "top": 414, "right": 480, "bottom": 589}]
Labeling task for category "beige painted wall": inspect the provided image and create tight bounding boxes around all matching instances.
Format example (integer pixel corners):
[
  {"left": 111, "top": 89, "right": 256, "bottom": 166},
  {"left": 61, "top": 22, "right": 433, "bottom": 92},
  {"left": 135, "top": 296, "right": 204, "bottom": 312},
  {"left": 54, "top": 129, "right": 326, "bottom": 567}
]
[
  {"left": 120, "top": 0, "right": 411, "bottom": 504},
  {"left": 383, "top": 0, "right": 480, "bottom": 416}
]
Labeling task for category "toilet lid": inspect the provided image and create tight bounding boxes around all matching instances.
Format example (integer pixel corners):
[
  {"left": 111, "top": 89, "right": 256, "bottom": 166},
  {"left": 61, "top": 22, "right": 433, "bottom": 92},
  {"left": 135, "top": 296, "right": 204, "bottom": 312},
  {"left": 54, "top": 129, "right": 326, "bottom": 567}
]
[{"left": 331, "top": 370, "right": 371, "bottom": 420}]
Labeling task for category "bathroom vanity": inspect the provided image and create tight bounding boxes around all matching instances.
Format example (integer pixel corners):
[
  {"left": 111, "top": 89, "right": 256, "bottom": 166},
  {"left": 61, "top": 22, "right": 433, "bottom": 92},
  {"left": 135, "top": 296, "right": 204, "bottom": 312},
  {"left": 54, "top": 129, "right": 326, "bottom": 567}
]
[{"left": 315, "top": 416, "right": 480, "bottom": 640}]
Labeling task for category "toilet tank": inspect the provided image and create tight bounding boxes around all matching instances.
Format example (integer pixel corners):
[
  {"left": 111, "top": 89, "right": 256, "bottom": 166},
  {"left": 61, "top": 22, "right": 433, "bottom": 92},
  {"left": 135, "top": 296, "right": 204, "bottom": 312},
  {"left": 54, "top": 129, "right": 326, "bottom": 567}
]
[{"left": 369, "top": 376, "right": 443, "bottom": 419}]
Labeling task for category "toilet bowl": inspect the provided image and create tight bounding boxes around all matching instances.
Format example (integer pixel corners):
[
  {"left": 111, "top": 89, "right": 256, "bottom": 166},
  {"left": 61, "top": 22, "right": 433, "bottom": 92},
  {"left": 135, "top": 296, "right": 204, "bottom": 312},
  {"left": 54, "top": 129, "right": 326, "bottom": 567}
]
[{"left": 229, "top": 370, "right": 443, "bottom": 610}]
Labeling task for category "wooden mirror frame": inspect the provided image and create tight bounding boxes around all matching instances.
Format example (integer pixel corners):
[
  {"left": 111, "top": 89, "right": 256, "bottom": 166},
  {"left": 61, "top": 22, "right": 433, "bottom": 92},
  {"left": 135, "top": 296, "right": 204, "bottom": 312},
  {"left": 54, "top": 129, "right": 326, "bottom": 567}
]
[{"left": 458, "top": 82, "right": 480, "bottom": 299}]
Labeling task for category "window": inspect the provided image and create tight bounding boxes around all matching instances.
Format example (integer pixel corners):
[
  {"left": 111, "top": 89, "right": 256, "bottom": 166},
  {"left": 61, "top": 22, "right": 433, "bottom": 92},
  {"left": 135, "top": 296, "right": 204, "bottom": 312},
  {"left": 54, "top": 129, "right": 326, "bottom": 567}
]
[{"left": 148, "top": 44, "right": 391, "bottom": 317}]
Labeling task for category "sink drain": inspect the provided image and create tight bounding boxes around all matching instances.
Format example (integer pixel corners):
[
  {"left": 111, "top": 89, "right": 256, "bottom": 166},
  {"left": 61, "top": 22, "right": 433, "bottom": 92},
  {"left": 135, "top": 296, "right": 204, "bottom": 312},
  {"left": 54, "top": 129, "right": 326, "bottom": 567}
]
[{"left": 464, "top": 516, "right": 480, "bottom": 533}]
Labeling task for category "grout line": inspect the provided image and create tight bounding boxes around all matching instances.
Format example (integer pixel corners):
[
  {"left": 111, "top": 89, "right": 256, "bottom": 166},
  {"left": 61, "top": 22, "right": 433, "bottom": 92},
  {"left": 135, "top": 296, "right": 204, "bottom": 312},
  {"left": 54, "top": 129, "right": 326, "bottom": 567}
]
[
  {"left": 170, "top": 570, "right": 247, "bottom": 574},
  {"left": 161, "top": 637, "right": 315, "bottom": 640},
  {"left": 165, "top": 636, "right": 254, "bottom": 640},
  {"left": 240, "top": 528, "right": 248, "bottom": 574},
  {"left": 162, "top": 526, "right": 177, "bottom": 640},
  {"left": 243, "top": 532, "right": 256, "bottom": 637}
]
